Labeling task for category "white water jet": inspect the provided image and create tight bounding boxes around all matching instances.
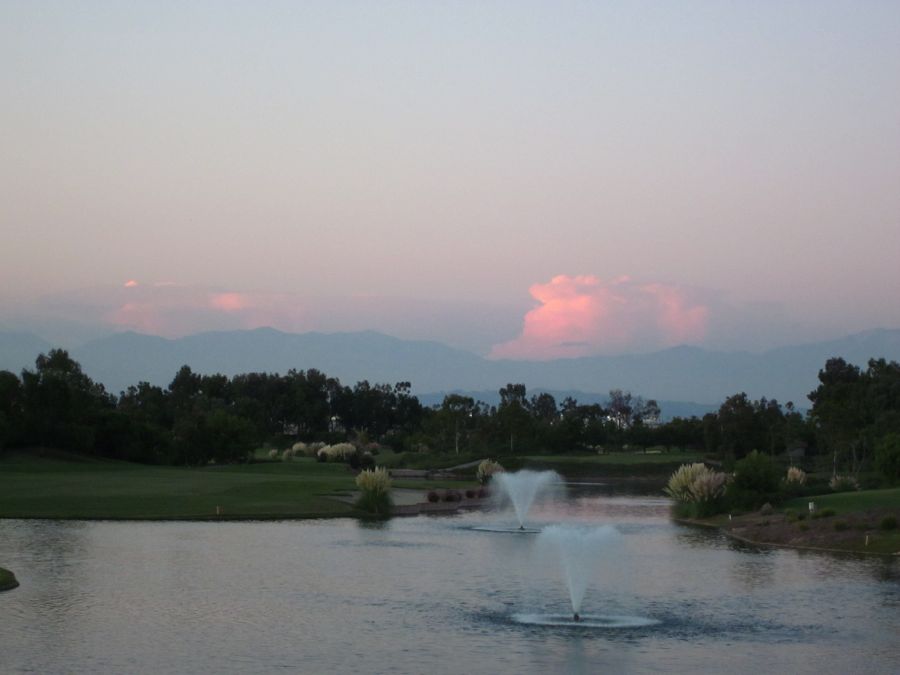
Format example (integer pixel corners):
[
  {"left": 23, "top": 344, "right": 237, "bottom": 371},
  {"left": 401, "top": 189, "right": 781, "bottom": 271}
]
[
  {"left": 492, "top": 470, "right": 562, "bottom": 529},
  {"left": 537, "top": 524, "right": 619, "bottom": 619}
]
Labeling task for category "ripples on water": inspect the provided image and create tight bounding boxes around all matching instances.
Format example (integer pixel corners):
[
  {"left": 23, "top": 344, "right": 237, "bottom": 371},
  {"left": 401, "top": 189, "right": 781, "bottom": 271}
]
[{"left": 1, "top": 492, "right": 898, "bottom": 674}]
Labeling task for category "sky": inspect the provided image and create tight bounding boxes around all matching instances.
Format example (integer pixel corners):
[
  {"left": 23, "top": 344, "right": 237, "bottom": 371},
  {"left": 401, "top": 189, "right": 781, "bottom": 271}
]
[{"left": 2, "top": 1, "right": 899, "bottom": 357}]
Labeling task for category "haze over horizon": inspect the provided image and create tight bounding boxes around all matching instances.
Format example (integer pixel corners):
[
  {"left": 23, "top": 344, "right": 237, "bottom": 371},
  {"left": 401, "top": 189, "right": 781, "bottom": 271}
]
[{"left": 3, "top": 2, "right": 899, "bottom": 358}]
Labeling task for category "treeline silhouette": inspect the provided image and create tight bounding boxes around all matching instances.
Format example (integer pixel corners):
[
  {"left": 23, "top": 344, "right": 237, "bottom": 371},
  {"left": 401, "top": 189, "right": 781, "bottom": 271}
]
[{"left": 0, "top": 350, "right": 898, "bottom": 480}]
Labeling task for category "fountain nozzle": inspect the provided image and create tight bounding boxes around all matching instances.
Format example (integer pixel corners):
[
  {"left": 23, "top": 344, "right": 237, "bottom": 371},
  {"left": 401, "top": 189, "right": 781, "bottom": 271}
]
[{"left": 573, "top": 612, "right": 581, "bottom": 622}]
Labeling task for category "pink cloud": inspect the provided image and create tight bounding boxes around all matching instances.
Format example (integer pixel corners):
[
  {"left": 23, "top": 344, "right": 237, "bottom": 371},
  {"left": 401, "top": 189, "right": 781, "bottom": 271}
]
[
  {"left": 210, "top": 292, "right": 250, "bottom": 312},
  {"left": 489, "top": 275, "right": 709, "bottom": 360},
  {"left": 103, "top": 285, "right": 306, "bottom": 336}
]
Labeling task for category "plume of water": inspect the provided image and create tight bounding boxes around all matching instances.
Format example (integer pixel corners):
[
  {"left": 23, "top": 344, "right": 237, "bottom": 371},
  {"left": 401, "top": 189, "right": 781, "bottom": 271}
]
[
  {"left": 537, "top": 524, "right": 619, "bottom": 617},
  {"left": 492, "top": 470, "right": 562, "bottom": 529}
]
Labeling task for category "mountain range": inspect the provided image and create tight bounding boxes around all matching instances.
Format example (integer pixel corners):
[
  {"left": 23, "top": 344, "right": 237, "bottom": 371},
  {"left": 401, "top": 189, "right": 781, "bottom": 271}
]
[{"left": 2, "top": 327, "right": 900, "bottom": 417}]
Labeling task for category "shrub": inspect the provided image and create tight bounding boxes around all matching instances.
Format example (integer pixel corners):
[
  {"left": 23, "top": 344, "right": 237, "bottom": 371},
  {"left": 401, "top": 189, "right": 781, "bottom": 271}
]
[
  {"left": 664, "top": 463, "right": 712, "bottom": 502},
  {"left": 281, "top": 448, "right": 294, "bottom": 461},
  {"left": 733, "top": 451, "right": 780, "bottom": 494},
  {"left": 812, "top": 508, "right": 836, "bottom": 519},
  {"left": 829, "top": 474, "right": 859, "bottom": 492},
  {"left": 799, "top": 523, "right": 809, "bottom": 531},
  {"left": 834, "top": 521, "right": 849, "bottom": 532},
  {"left": 476, "top": 459, "right": 504, "bottom": 485},
  {"left": 354, "top": 467, "right": 392, "bottom": 515},
  {"left": 664, "top": 463, "right": 728, "bottom": 517},
  {"left": 785, "top": 466, "right": 806, "bottom": 485},
  {"left": 690, "top": 471, "right": 728, "bottom": 503},
  {"left": 291, "top": 442, "right": 307, "bottom": 454},
  {"left": 442, "top": 490, "right": 462, "bottom": 502},
  {"left": 728, "top": 451, "right": 781, "bottom": 510},
  {"left": 306, "top": 442, "right": 325, "bottom": 457},
  {"left": 880, "top": 516, "right": 898, "bottom": 531},
  {"left": 465, "top": 489, "right": 477, "bottom": 499},
  {"left": 477, "top": 487, "right": 489, "bottom": 499},
  {"left": 318, "top": 443, "right": 358, "bottom": 463},
  {"left": 268, "top": 449, "right": 279, "bottom": 460},
  {"left": 427, "top": 491, "right": 440, "bottom": 503}
]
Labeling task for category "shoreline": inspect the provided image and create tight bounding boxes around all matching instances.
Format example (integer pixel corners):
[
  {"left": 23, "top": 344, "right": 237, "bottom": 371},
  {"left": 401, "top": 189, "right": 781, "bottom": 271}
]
[{"left": 675, "top": 510, "right": 900, "bottom": 557}]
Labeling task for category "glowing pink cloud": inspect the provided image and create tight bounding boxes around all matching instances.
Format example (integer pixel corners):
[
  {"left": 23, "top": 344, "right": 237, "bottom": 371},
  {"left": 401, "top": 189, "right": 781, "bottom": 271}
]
[
  {"left": 123, "top": 279, "right": 139, "bottom": 288},
  {"left": 103, "top": 285, "right": 307, "bottom": 336},
  {"left": 490, "top": 275, "right": 710, "bottom": 360},
  {"left": 210, "top": 292, "right": 250, "bottom": 312}
]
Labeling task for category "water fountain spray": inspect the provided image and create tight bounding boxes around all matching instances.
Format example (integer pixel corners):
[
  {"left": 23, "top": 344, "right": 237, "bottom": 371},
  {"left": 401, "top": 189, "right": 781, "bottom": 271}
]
[{"left": 492, "top": 470, "right": 562, "bottom": 530}]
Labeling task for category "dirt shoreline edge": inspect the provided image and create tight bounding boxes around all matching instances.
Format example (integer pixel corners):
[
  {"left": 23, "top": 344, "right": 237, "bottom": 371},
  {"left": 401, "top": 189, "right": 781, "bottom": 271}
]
[{"left": 674, "top": 516, "right": 900, "bottom": 557}]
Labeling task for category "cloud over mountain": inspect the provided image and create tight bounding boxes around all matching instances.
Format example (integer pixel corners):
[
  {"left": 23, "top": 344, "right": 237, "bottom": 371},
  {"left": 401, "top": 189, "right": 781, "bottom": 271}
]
[{"left": 490, "top": 275, "right": 710, "bottom": 360}]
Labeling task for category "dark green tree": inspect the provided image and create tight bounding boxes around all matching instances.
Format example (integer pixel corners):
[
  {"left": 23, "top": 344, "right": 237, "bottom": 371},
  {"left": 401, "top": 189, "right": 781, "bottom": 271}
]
[
  {"left": 497, "top": 383, "right": 532, "bottom": 453},
  {"left": 20, "top": 350, "right": 113, "bottom": 452}
]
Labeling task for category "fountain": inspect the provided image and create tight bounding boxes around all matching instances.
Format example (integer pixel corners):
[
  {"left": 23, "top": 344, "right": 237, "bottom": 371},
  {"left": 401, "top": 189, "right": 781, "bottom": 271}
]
[
  {"left": 510, "top": 524, "right": 659, "bottom": 628},
  {"left": 476, "top": 470, "right": 562, "bottom": 533},
  {"left": 540, "top": 524, "right": 617, "bottom": 620}
]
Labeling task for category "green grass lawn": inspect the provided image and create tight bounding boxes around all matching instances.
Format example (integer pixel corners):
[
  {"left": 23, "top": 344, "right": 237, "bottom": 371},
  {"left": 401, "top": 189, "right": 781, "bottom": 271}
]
[
  {"left": 785, "top": 487, "right": 900, "bottom": 514},
  {"left": 376, "top": 449, "right": 706, "bottom": 476},
  {"left": 0, "top": 449, "right": 707, "bottom": 519},
  {"left": 0, "top": 452, "right": 359, "bottom": 519},
  {"left": 513, "top": 451, "right": 707, "bottom": 477}
]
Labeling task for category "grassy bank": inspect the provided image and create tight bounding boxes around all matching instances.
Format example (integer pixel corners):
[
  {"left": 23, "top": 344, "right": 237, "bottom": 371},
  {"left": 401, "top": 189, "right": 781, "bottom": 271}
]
[
  {"left": 0, "top": 566, "right": 19, "bottom": 591},
  {"left": 685, "top": 488, "right": 900, "bottom": 555},
  {"left": 0, "top": 451, "right": 362, "bottom": 519},
  {"left": 513, "top": 451, "right": 708, "bottom": 478},
  {"left": 784, "top": 488, "right": 900, "bottom": 513},
  {"left": 378, "top": 449, "right": 707, "bottom": 478}
]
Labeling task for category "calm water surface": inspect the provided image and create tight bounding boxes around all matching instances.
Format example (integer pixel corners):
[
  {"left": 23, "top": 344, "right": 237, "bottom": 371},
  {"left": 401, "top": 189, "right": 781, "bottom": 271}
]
[{"left": 1, "top": 490, "right": 898, "bottom": 674}]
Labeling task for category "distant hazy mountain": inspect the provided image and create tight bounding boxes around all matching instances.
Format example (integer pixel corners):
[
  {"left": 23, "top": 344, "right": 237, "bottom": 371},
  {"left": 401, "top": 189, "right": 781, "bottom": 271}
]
[
  {"left": 71, "top": 328, "right": 489, "bottom": 396},
  {"left": 0, "top": 331, "right": 52, "bottom": 373},
  {"left": 3, "top": 327, "right": 900, "bottom": 413}
]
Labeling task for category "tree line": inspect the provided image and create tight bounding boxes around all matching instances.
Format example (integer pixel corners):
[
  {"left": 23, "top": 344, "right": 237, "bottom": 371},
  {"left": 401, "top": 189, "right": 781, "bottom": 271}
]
[{"left": 0, "top": 349, "right": 897, "bottom": 481}]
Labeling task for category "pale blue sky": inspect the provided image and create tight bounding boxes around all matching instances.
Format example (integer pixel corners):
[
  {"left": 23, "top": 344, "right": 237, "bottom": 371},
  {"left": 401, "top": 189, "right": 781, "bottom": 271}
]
[{"left": 2, "top": 2, "right": 899, "bottom": 355}]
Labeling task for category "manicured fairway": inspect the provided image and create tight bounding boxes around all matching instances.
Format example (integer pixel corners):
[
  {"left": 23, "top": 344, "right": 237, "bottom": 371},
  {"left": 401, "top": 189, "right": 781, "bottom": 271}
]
[
  {"left": 0, "top": 452, "right": 358, "bottom": 519},
  {"left": 515, "top": 451, "right": 708, "bottom": 477},
  {"left": 785, "top": 487, "right": 900, "bottom": 513}
]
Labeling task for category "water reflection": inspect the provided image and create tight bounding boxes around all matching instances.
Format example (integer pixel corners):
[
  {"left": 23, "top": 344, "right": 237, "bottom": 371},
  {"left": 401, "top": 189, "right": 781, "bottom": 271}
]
[{"left": 1, "top": 491, "right": 898, "bottom": 674}]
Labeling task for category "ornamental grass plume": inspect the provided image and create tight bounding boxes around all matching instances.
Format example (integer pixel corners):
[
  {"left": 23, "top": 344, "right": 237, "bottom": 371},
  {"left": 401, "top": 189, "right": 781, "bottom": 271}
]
[
  {"left": 317, "top": 442, "right": 358, "bottom": 462},
  {"left": 355, "top": 466, "right": 393, "bottom": 515},
  {"left": 829, "top": 474, "right": 859, "bottom": 492},
  {"left": 306, "top": 442, "right": 325, "bottom": 457},
  {"left": 476, "top": 459, "right": 504, "bottom": 485},
  {"left": 665, "top": 462, "right": 728, "bottom": 517},
  {"left": 355, "top": 466, "right": 392, "bottom": 494},
  {"left": 664, "top": 463, "right": 710, "bottom": 502},
  {"left": 688, "top": 471, "right": 727, "bottom": 503},
  {"left": 785, "top": 466, "right": 807, "bottom": 485}
]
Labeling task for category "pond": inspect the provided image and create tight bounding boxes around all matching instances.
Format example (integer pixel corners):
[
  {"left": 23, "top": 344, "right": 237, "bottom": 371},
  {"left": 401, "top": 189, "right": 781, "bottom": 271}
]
[{"left": 1, "top": 489, "right": 898, "bottom": 674}]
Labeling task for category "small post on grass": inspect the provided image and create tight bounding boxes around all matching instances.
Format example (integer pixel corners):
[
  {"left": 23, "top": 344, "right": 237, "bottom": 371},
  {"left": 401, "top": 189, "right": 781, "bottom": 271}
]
[
  {"left": 808, "top": 501, "right": 815, "bottom": 514},
  {"left": 216, "top": 505, "right": 221, "bottom": 516}
]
